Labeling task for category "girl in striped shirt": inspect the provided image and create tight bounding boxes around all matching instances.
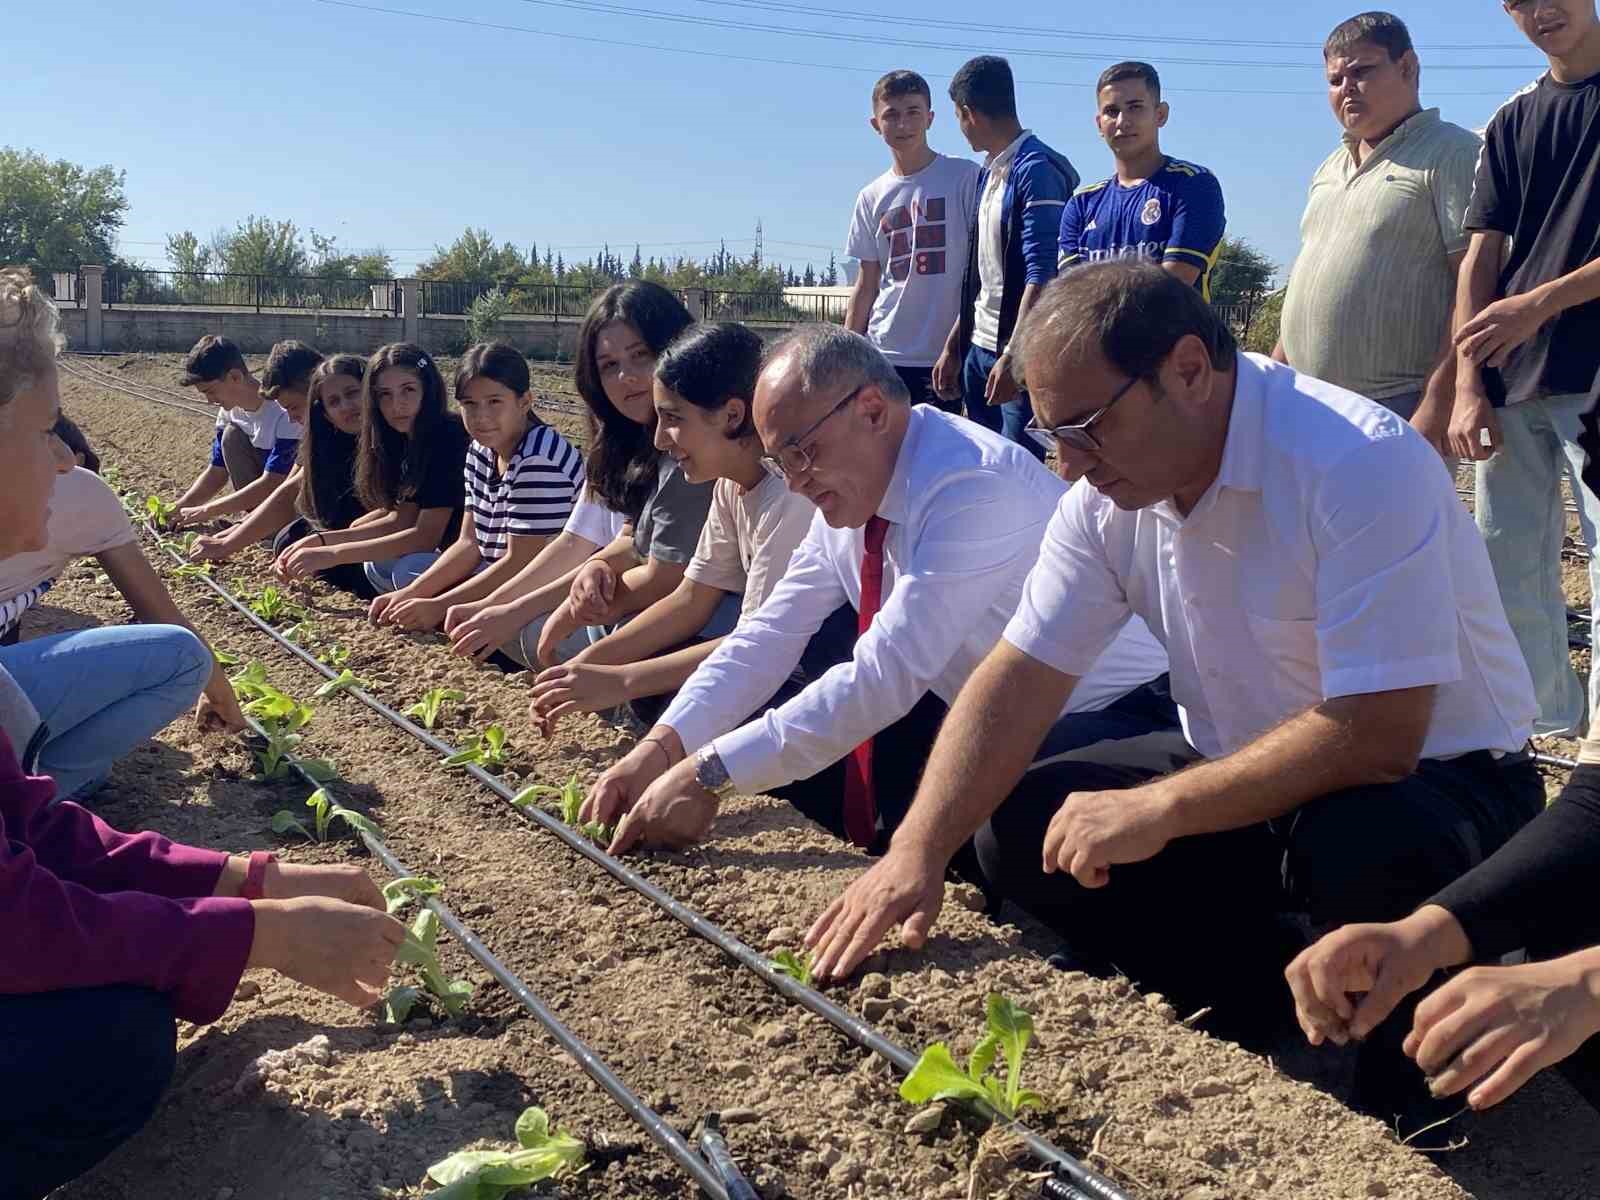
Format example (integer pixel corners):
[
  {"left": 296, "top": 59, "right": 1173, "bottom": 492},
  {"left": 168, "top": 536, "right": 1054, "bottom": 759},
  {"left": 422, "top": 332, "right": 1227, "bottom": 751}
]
[{"left": 370, "top": 343, "right": 583, "bottom": 632}]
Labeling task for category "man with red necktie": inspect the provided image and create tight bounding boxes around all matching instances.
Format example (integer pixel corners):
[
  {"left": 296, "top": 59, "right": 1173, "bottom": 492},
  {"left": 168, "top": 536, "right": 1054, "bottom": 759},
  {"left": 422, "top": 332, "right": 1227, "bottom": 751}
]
[{"left": 582, "top": 323, "right": 1172, "bottom": 875}]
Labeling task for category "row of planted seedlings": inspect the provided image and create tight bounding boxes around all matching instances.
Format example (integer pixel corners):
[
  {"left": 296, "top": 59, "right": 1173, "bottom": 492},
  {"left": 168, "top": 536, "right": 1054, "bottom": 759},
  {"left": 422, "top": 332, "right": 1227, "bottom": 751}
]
[{"left": 124, "top": 477, "right": 1133, "bottom": 1200}]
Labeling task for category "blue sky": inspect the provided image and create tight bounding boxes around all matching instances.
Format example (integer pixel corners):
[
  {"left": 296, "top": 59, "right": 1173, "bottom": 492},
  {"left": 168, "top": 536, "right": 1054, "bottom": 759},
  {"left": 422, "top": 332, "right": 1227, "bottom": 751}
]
[{"left": 17, "top": 0, "right": 1545, "bottom": 282}]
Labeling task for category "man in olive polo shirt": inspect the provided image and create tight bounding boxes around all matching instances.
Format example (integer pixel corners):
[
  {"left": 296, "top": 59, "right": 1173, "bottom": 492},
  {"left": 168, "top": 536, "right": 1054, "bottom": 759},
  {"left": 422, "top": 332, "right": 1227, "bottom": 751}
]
[{"left": 1275, "top": 11, "right": 1479, "bottom": 447}]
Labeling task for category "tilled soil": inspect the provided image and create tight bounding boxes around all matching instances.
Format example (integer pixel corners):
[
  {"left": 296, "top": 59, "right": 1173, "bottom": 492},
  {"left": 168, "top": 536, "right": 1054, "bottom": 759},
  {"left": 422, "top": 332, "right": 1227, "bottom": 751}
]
[{"left": 44, "top": 354, "right": 1600, "bottom": 1200}]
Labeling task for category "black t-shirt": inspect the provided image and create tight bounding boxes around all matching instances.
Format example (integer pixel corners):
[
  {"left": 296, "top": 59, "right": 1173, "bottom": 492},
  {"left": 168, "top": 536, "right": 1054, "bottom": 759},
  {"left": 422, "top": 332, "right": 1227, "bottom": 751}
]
[
  {"left": 402, "top": 415, "right": 470, "bottom": 547},
  {"left": 1466, "top": 71, "right": 1600, "bottom": 407}
]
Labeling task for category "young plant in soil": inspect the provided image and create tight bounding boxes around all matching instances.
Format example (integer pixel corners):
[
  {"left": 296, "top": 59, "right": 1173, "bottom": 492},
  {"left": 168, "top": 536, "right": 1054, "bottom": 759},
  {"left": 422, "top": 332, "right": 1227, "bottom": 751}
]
[
  {"left": 442, "top": 724, "right": 508, "bottom": 772},
  {"left": 900, "top": 993, "right": 1045, "bottom": 1122},
  {"left": 246, "top": 585, "right": 306, "bottom": 624},
  {"left": 512, "top": 773, "right": 612, "bottom": 845},
  {"left": 313, "top": 668, "right": 369, "bottom": 698},
  {"left": 395, "top": 907, "right": 475, "bottom": 1018},
  {"left": 382, "top": 875, "right": 443, "bottom": 914},
  {"left": 425, "top": 1106, "right": 586, "bottom": 1198},
  {"left": 172, "top": 561, "right": 213, "bottom": 580},
  {"left": 144, "top": 494, "right": 177, "bottom": 527},
  {"left": 271, "top": 787, "right": 380, "bottom": 843},
  {"left": 320, "top": 644, "right": 352, "bottom": 669},
  {"left": 406, "top": 686, "right": 464, "bottom": 730},
  {"left": 770, "top": 949, "right": 814, "bottom": 986}
]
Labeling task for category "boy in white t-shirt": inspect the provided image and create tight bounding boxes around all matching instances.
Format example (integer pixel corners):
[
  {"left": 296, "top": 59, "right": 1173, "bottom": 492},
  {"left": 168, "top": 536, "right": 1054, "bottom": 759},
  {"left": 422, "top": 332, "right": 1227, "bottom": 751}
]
[
  {"left": 169, "top": 335, "right": 306, "bottom": 529},
  {"left": 844, "top": 70, "right": 980, "bottom": 411}
]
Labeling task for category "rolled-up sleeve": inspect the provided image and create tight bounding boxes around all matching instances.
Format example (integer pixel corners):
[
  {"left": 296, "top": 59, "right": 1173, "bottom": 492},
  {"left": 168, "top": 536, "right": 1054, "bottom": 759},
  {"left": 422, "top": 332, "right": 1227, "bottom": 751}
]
[
  {"left": 715, "top": 474, "right": 1051, "bottom": 793},
  {"left": 1003, "top": 486, "right": 1132, "bottom": 676},
  {"left": 1313, "top": 437, "right": 1462, "bottom": 699},
  {"left": 662, "top": 517, "right": 845, "bottom": 758}
]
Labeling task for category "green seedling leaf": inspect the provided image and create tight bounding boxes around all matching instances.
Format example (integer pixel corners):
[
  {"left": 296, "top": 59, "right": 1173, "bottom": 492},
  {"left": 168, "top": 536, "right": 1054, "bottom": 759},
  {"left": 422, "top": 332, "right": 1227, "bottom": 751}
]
[
  {"left": 986, "top": 993, "right": 1042, "bottom": 1117},
  {"left": 314, "top": 669, "right": 367, "bottom": 698},
  {"left": 510, "top": 784, "right": 562, "bottom": 811},
  {"left": 213, "top": 649, "right": 238, "bottom": 666},
  {"left": 899, "top": 1042, "right": 991, "bottom": 1110},
  {"left": 298, "top": 757, "right": 338, "bottom": 782},
  {"left": 406, "top": 687, "right": 464, "bottom": 730},
  {"left": 144, "top": 494, "right": 177, "bottom": 526},
  {"left": 901, "top": 994, "right": 1046, "bottom": 1121},
  {"left": 770, "top": 949, "right": 814, "bottom": 987},
  {"left": 383, "top": 985, "right": 421, "bottom": 1024},
  {"left": 382, "top": 876, "right": 443, "bottom": 914},
  {"left": 270, "top": 810, "right": 314, "bottom": 841},
  {"left": 228, "top": 661, "right": 271, "bottom": 699},
  {"left": 305, "top": 788, "right": 380, "bottom": 843},
  {"left": 173, "top": 562, "right": 213, "bottom": 580},
  {"left": 325, "top": 645, "right": 351, "bottom": 669},
  {"left": 482, "top": 724, "right": 507, "bottom": 763},
  {"left": 426, "top": 1107, "right": 586, "bottom": 1198}
]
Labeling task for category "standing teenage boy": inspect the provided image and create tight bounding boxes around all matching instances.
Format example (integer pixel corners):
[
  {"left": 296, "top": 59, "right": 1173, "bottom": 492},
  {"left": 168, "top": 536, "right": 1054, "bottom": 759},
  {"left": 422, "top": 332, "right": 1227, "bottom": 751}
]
[
  {"left": 1276, "top": 13, "right": 1480, "bottom": 427},
  {"left": 1449, "top": 0, "right": 1600, "bottom": 736},
  {"left": 932, "top": 56, "right": 1078, "bottom": 459},
  {"left": 845, "top": 70, "right": 980, "bottom": 409},
  {"left": 170, "top": 336, "right": 303, "bottom": 529},
  {"left": 1058, "top": 62, "right": 1226, "bottom": 298}
]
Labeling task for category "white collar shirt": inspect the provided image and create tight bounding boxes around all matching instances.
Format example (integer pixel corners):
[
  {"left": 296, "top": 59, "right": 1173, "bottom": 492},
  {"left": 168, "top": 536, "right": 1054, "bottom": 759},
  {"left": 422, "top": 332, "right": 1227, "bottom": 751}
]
[
  {"left": 1003, "top": 353, "right": 1537, "bottom": 760},
  {"left": 661, "top": 406, "right": 1170, "bottom": 794},
  {"left": 973, "top": 129, "right": 1032, "bottom": 354}
]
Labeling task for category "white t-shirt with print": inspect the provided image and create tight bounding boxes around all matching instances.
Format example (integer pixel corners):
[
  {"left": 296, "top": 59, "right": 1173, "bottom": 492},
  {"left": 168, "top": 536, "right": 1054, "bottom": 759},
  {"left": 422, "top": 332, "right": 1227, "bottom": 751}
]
[
  {"left": 846, "top": 154, "right": 980, "bottom": 367},
  {"left": 213, "top": 398, "right": 303, "bottom": 449}
]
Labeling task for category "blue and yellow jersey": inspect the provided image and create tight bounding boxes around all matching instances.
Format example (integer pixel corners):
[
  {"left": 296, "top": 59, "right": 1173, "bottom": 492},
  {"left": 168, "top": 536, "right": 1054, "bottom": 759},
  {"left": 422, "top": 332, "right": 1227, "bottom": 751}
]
[{"left": 1057, "top": 157, "right": 1227, "bottom": 299}]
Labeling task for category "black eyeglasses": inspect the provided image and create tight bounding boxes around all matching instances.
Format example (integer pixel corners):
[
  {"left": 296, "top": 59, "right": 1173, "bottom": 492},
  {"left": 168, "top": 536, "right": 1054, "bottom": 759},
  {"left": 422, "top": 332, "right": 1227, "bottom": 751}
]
[
  {"left": 1024, "top": 375, "right": 1139, "bottom": 455},
  {"left": 760, "top": 384, "right": 865, "bottom": 480}
]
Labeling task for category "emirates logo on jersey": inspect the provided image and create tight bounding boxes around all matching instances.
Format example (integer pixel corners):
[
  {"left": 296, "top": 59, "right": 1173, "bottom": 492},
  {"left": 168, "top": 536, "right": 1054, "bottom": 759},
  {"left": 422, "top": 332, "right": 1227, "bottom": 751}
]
[{"left": 1140, "top": 197, "right": 1162, "bottom": 226}]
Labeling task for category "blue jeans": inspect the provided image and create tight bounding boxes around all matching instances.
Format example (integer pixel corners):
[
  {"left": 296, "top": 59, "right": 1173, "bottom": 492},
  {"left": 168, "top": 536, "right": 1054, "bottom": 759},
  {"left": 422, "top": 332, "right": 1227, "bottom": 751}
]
[
  {"left": 961, "top": 344, "right": 1044, "bottom": 462},
  {"left": 0, "top": 985, "right": 177, "bottom": 1199},
  {"left": 0, "top": 625, "right": 211, "bottom": 800},
  {"left": 364, "top": 552, "right": 443, "bottom": 595},
  {"left": 1476, "top": 393, "right": 1600, "bottom": 735}
]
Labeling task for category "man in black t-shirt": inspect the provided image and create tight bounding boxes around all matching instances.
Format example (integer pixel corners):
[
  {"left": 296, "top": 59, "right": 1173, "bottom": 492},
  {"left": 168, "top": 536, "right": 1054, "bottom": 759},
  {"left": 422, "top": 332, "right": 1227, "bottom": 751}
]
[{"left": 1449, "top": 0, "right": 1600, "bottom": 738}]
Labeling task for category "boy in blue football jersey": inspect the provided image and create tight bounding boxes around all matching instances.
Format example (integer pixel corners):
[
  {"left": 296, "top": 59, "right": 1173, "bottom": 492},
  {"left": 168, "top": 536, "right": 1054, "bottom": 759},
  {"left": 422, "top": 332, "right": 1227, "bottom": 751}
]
[{"left": 1058, "top": 62, "right": 1227, "bottom": 299}]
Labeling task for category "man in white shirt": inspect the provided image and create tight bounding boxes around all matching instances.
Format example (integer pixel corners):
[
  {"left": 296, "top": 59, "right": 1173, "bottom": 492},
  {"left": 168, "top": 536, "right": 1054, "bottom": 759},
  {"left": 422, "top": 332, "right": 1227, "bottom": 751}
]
[
  {"left": 582, "top": 324, "right": 1170, "bottom": 867},
  {"left": 844, "top": 69, "right": 979, "bottom": 410},
  {"left": 805, "top": 261, "right": 1543, "bottom": 1076}
]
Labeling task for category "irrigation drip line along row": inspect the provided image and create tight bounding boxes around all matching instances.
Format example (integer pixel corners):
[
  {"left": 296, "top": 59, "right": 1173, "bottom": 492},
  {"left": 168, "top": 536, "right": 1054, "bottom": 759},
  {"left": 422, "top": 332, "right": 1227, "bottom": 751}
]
[
  {"left": 137, "top": 518, "right": 1129, "bottom": 1200},
  {"left": 232, "top": 709, "right": 738, "bottom": 1200}
]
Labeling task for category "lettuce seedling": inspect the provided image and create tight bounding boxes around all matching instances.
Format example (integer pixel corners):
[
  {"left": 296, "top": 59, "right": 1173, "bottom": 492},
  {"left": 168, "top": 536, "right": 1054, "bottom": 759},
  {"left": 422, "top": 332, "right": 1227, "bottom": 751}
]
[
  {"left": 397, "top": 908, "right": 475, "bottom": 1017},
  {"left": 382, "top": 875, "right": 443, "bottom": 914},
  {"left": 229, "top": 661, "right": 272, "bottom": 700},
  {"left": 425, "top": 1106, "right": 586, "bottom": 1199},
  {"left": 407, "top": 687, "right": 464, "bottom": 730},
  {"left": 770, "top": 949, "right": 814, "bottom": 987},
  {"left": 383, "top": 985, "right": 422, "bottom": 1025},
  {"left": 441, "top": 724, "right": 508, "bottom": 771},
  {"left": 323, "top": 644, "right": 351, "bottom": 669},
  {"left": 271, "top": 787, "right": 380, "bottom": 843},
  {"left": 173, "top": 562, "right": 213, "bottom": 580},
  {"left": 213, "top": 649, "right": 238, "bottom": 666},
  {"left": 314, "top": 669, "right": 369, "bottom": 699},
  {"left": 899, "top": 993, "right": 1045, "bottom": 1122},
  {"left": 512, "top": 774, "right": 612, "bottom": 844},
  {"left": 144, "top": 494, "right": 178, "bottom": 527},
  {"left": 247, "top": 585, "right": 305, "bottom": 624}
]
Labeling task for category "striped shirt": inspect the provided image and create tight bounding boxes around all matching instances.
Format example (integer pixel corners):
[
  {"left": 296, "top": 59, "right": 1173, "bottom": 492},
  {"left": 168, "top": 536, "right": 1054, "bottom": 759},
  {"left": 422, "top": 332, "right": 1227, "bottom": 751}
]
[
  {"left": 464, "top": 422, "right": 585, "bottom": 563},
  {"left": 1280, "top": 108, "right": 1481, "bottom": 403}
]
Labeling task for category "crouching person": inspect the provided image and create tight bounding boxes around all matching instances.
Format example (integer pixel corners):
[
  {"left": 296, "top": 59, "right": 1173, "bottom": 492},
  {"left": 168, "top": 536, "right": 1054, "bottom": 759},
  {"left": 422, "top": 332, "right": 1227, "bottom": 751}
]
[
  {"left": 804, "top": 262, "right": 1541, "bottom": 1107},
  {"left": 583, "top": 323, "right": 1170, "bottom": 864}
]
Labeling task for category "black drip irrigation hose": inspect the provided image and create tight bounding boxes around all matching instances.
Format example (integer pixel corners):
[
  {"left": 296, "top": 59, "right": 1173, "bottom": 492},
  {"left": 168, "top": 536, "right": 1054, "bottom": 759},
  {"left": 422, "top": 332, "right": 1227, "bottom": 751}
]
[
  {"left": 246, "top": 714, "right": 733, "bottom": 1200},
  {"left": 144, "top": 529, "right": 1136, "bottom": 1200}
]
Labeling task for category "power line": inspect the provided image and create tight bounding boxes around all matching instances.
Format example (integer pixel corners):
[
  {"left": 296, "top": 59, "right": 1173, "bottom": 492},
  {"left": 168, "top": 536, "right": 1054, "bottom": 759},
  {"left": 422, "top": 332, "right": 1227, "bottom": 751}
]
[
  {"left": 311, "top": 1, "right": 1536, "bottom": 97},
  {"left": 508, "top": 0, "right": 1543, "bottom": 70},
  {"left": 680, "top": 0, "right": 1533, "bottom": 53}
]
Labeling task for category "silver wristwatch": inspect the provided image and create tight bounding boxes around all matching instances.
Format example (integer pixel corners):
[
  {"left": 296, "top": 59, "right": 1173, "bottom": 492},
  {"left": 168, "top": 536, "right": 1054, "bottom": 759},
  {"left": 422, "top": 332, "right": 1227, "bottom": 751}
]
[{"left": 694, "top": 744, "right": 737, "bottom": 799}]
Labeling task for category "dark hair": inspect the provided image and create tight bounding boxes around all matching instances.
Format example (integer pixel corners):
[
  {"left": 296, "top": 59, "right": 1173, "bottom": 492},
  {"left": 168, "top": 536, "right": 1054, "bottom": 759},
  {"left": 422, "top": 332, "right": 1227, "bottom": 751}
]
[
  {"left": 575, "top": 281, "right": 695, "bottom": 516},
  {"left": 455, "top": 341, "right": 531, "bottom": 402},
  {"left": 298, "top": 354, "right": 365, "bottom": 526},
  {"left": 949, "top": 56, "right": 1017, "bottom": 121},
  {"left": 179, "top": 334, "right": 247, "bottom": 386},
  {"left": 52, "top": 414, "right": 99, "bottom": 474},
  {"left": 873, "top": 69, "right": 931, "bottom": 110},
  {"left": 1098, "top": 61, "right": 1161, "bottom": 101},
  {"left": 1012, "top": 260, "right": 1236, "bottom": 386},
  {"left": 654, "top": 322, "right": 765, "bottom": 440},
  {"left": 355, "top": 342, "right": 452, "bottom": 512},
  {"left": 1324, "top": 11, "right": 1414, "bottom": 61},
  {"left": 260, "top": 340, "right": 324, "bottom": 400}
]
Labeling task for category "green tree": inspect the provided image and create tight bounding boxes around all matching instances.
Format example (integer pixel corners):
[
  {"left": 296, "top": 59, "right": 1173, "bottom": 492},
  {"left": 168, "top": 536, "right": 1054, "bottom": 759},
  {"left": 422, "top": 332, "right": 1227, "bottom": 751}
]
[
  {"left": 165, "top": 230, "right": 213, "bottom": 276},
  {"left": 1210, "top": 236, "right": 1277, "bottom": 308},
  {"left": 0, "top": 147, "right": 129, "bottom": 273},
  {"left": 418, "top": 228, "right": 526, "bottom": 282},
  {"left": 208, "top": 215, "right": 309, "bottom": 276},
  {"left": 1242, "top": 289, "right": 1286, "bottom": 355},
  {"left": 308, "top": 231, "right": 394, "bottom": 279}
]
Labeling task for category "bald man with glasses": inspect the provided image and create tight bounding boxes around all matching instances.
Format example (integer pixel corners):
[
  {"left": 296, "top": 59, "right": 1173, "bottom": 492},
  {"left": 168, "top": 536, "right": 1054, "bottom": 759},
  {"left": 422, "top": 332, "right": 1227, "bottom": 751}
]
[{"left": 579, "top": 323, "right": 1169, "bottom": 874}]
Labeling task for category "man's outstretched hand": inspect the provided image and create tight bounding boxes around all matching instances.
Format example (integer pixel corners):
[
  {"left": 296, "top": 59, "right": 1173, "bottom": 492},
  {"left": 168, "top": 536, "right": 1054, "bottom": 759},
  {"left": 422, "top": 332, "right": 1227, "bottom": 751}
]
[{"left": 804, "top": 845, "right": 947, "bottom": 983}]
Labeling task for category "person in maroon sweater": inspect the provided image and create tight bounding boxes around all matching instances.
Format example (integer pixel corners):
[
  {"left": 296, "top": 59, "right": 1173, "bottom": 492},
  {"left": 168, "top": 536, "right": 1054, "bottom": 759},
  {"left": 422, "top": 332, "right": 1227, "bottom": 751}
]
[{"left": 0, "top": 267, "right": 408, "bottom": 1199}]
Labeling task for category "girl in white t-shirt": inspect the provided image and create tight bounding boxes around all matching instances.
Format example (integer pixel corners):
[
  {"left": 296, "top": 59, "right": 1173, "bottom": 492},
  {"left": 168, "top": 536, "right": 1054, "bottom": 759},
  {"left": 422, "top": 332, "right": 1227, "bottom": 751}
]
[{"left": 528, "top": 321, "right": 816, "bottom": 731}]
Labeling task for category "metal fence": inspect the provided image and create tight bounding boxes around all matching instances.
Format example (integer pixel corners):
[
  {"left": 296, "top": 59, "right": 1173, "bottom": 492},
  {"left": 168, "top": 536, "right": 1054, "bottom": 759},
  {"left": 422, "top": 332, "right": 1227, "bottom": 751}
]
[
  {"left": 98, "top": 268, "right": 400, "bottom": 314},
  {"left": 418, "top": 280, "right": 602, "bottom": 318}
]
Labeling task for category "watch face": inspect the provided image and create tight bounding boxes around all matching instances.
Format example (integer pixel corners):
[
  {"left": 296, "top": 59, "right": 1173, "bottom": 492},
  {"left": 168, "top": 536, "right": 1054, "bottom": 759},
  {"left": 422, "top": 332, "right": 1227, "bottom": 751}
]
[{"left": 696, "top": 747, "right": 732, "bottom": 795}]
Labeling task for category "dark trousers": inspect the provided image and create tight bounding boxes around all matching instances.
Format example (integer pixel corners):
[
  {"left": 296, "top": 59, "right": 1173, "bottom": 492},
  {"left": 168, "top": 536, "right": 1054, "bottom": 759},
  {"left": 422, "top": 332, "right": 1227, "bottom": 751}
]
[
  {"left": 0, "top": 986, "right": 176, "bottom": 1200},
  {"left": 273, "top": 518, "right": 377, "bottom": 600},
  {"left": 960, "top": 344, "right": 1044, "bottom": 462},
  {"left": 893, "top": 365, "right": 959, "bottom": 414},
  {"left": 978, "top": 734, "right": 1545, "bottom": 1029}
]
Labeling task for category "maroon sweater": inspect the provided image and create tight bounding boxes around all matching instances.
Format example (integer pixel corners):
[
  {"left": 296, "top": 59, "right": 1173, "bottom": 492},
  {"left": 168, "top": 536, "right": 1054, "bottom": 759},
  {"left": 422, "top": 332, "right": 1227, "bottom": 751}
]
[{"left": 0, "top": 731, "right": 254, "bottom": 1023}]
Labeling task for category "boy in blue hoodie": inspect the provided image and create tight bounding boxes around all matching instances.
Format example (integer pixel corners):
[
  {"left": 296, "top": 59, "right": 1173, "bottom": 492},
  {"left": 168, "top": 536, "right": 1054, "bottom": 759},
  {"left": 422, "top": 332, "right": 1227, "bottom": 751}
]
[{"left": 932, "top": 55, "right": 1079, "bottom": 460}]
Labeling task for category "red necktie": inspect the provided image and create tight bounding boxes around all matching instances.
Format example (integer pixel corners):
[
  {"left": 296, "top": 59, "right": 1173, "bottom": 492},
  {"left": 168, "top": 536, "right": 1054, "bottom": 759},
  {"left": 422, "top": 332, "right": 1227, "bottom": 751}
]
[{"left": 843, "top": 515, "right": 890, "bottom": 848}]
